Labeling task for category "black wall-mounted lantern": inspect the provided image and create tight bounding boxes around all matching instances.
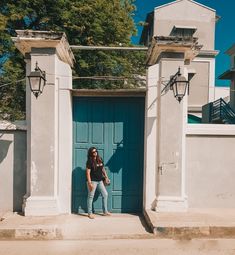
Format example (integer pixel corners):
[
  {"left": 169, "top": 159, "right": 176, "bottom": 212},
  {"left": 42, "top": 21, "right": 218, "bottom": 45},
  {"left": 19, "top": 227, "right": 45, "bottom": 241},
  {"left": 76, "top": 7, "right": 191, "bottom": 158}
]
[
  {"left": 27, "top": 62, "right": 46, "bottom": 98},
  {"left": 161, "top": 67, "right": 189, "bottom": 103}
]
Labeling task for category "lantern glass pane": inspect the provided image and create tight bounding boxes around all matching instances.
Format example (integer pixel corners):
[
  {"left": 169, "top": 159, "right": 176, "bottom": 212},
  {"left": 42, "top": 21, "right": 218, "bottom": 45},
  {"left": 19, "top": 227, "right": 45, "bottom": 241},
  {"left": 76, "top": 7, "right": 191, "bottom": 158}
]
[
  {"left": 172, "top": 82, "right": 177, "bottom": 97},
  {"left": 29, "top": 77, "right": 40, "bottom": 91},
  {"left": 38, "top": 77, "right": 44, "bottom": 93},
  {"left": 177, "top": 81, "right": 187, "bottom": 96}
]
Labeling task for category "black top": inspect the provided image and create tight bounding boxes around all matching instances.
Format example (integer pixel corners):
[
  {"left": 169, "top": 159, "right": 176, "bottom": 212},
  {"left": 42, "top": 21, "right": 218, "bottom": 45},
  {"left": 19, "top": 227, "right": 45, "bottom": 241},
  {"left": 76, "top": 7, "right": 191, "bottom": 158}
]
[{"left": 86, "top": 159, "right": 104, "bottom": 182}]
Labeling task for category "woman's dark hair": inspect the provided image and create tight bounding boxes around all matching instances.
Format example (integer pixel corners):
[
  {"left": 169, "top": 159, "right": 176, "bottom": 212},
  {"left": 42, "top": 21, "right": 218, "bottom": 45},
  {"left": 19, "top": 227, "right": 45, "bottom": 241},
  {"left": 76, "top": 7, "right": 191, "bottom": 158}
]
[{"left": 87, "top": 147, "right": 103, "bottom": 169}]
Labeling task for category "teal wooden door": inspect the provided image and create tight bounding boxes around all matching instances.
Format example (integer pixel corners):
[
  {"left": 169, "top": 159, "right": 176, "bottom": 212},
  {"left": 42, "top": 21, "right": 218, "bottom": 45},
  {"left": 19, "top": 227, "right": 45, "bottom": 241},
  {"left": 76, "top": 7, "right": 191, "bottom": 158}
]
[{"left": 72, "top": 97, "right": 145, "bottom": 213}]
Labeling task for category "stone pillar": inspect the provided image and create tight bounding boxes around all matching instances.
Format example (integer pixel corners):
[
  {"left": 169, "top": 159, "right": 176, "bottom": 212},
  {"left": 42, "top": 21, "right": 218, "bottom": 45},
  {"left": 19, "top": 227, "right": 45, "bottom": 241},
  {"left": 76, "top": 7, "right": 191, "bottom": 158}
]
[
  {"left": 13, "top": 30, "right": 74, "bottom": 215},
  {"left": 143, "top": 35, "right": 200, "bottom": 213},
  {"left": 144, "top": 58, "right": 189, "bottom": 212},
  {"left": 155, "top": 58, "right": 188, "bottom": 212}
]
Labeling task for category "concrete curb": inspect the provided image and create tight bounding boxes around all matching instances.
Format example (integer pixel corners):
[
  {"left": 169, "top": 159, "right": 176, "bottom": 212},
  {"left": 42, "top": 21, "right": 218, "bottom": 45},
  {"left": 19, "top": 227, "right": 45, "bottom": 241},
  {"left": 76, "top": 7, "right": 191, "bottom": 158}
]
[
  {"left": 2, "top": 226, "right": 235, "bottom": 240},
  {"left": 153, "top": 226, "right": 235, "bottom": 239},
  {"left": 0, "top": 227, "right": 62, "bottom": 240},
  {"left": 0, "top": 228, "right": 154, "bottom": 240}
]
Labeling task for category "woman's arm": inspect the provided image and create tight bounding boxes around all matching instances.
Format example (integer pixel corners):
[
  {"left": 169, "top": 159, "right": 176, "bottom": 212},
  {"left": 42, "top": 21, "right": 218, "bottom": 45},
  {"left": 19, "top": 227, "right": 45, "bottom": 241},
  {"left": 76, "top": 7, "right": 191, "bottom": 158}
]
[
  {"left": 86, "top": 168, "right": 93, "bottom": 191},
  {"left": 102, "top": 167, "right": 110, "bottom": 186},
  {"left": 102, "top": 167, "right": 108, "bottom": 178}
]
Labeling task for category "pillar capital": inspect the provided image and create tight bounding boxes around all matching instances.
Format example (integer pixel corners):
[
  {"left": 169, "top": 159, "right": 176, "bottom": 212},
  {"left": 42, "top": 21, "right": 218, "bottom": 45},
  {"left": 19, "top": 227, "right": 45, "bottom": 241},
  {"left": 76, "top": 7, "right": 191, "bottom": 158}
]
[
  {"left": 12, "top": 30, "right": 75, "bottom": 67},
  {"left": 146, "top": 36, "right": 202, "bottom": 66}
]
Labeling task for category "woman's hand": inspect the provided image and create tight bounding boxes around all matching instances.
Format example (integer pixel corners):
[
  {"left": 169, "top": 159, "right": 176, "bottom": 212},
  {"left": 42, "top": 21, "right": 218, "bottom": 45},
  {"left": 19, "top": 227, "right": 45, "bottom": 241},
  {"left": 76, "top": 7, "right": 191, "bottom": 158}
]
[
  {"left": 88, "top": 182, "right": 93, "bottom": 192},
  {"left": 103, "top": 177, "right": 111, "bottom": 186}
]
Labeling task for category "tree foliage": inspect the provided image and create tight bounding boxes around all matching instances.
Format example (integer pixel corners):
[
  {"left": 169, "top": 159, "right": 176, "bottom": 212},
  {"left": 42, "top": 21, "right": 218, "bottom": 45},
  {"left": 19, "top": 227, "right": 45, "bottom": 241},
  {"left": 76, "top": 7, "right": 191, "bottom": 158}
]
[{"left": 0, "top": 0, "right": 145, "bottom": 120}]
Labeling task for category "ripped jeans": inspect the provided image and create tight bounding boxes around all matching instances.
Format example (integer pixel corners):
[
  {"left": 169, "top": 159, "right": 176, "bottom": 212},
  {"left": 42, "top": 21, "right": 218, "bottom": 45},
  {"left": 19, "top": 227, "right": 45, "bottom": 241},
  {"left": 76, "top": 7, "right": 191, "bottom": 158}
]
[{"left": 87, "top": 181, "right": 108, "bottom": 215}]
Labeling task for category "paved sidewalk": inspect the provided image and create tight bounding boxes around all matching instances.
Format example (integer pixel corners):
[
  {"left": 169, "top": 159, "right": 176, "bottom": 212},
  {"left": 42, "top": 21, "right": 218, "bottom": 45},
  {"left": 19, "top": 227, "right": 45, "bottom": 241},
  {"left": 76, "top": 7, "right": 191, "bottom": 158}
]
[
  {"left": 0, "top": 212, "right": 152, "bottom": 240},
  {"left": 1, "top": 209, "right": 235, "bottom": 240}
]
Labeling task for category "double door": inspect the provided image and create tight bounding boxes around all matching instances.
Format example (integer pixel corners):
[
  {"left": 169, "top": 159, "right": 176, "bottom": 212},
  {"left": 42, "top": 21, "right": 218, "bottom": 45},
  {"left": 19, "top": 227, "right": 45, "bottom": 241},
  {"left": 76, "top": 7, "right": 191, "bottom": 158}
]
[{"left": 72, "top": 97, "right": 144, "bottom": 213}]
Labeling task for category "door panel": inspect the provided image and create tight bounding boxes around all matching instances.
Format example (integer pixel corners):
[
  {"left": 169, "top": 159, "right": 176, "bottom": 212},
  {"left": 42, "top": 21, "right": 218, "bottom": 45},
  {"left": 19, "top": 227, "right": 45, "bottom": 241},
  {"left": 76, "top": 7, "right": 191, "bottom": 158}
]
[{"left": 72, "top": 97, "right": 144, "bottom": 213}]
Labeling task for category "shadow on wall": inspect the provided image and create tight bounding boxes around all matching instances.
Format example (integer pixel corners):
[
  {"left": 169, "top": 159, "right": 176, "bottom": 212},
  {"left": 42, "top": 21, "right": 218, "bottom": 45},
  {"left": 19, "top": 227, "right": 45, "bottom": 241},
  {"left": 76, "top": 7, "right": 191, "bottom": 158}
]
[
  {"left": 106, "top": 142, "right": 124, "bottom": 173},
  {"left": 72, "top": 166, "right": 107, "bottom": 213},
  {"left": 13, "top": 132, "right": 26, "bottom": 212},
  {"left": 0, "top": 139, "right": 12, "bottom": 164},
  {"left": 72, "top": 167, "right": 87, "bottom": 213}
]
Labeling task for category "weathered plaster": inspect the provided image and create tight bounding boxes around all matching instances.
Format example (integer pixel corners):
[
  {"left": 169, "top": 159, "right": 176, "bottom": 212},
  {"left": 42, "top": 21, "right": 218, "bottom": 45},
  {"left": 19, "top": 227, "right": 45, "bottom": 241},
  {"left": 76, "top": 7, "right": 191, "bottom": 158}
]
[
  {"left": 15, "top": 31, "right": 74, "bottom": 216},
  {"left": 0, "top": 126, "right": 26, "bottom": 213}
]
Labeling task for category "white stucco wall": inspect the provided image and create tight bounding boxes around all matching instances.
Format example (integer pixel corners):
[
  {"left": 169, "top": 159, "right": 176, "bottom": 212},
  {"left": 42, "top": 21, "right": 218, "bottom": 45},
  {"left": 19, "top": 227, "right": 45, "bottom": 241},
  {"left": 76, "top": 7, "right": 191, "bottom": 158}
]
[
  {"left": 188, "top": 58, "right": 215, "bottom": 107},
  {"left": 0, "top": 132, "right": 14, "bottom": 214},
  {"left": 0, "top": 123, "right": 26, "bottom": 213},
  {"left": 158, "top": 60, "right": 184, "bottom": 197},
  {"left": 186, "top": 124, "right": 235, "bottom": 208},
  {"left": 213, "top": 87, "right": 230, "bottom": 101},
  {"left": 153, "top": 59, "right": 188, "bottom": 212},
  {"left": 28, "top": 51, "right": 57, "bottom": 197}
]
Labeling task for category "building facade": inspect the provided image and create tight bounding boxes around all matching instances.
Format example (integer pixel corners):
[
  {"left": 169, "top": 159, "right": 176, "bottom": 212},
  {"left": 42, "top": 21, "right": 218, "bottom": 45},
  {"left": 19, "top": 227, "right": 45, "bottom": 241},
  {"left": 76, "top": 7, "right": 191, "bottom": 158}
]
[{"left": 1, "top": 0, "right": 235, "bottom": 216}]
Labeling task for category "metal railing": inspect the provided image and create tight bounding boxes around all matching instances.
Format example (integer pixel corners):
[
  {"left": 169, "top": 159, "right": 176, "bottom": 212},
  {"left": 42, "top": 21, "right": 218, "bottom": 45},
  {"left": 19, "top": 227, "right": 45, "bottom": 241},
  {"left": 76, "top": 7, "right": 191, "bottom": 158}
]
[{"left": 211, "top": 98, "right": 235, "bottom": 124}]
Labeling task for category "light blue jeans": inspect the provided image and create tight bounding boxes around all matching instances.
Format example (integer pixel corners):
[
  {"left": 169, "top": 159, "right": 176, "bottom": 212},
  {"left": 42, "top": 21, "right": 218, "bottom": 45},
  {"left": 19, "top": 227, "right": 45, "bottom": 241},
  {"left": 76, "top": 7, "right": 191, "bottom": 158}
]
[{"left": 87, "top": 181, "right": 108, "bottom": 215}]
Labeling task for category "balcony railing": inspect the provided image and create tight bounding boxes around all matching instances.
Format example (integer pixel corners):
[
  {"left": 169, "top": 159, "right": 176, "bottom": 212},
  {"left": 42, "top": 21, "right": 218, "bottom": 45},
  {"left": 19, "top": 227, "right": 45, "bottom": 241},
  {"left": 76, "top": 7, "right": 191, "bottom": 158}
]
[{"left": 211, "top": 98, "right": 235, "bottom": 124}]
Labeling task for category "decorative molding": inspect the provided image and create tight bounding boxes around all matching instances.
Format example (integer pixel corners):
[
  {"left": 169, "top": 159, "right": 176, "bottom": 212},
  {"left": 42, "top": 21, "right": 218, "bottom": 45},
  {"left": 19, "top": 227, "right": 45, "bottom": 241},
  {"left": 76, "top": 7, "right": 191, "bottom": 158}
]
[
  {"left": 192, "top": 57, "right": 216, "bottom": 103},
  {"left": 198, "top": 50, "right": 219, "bottom": 57},
  {"left": 154, "top": 0, "right": 216, "bottom": 13}
]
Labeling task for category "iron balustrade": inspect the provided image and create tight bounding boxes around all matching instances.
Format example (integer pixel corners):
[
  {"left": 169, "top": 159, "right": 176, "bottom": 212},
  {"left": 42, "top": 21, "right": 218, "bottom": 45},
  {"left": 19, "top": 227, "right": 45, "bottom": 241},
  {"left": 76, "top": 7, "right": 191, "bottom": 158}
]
[{"left": 211, "top": 98, "right": 235, "bottom": 124}]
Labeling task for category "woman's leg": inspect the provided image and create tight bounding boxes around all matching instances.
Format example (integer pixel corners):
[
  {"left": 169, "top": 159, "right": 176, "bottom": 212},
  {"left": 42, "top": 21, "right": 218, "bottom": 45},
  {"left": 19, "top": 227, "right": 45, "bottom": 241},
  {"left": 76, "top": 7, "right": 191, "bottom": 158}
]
[
  {"left": 87, "top": 181, "right": 97, "bottom": 215},
  {"left": 97, "top": 181, "right": 108, "bottom": 213}
]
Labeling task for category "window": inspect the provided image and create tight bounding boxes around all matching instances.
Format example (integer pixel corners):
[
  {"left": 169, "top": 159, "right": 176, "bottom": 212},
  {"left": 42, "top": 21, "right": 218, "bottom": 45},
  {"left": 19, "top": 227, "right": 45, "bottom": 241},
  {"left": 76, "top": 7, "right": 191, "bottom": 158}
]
[{"left": 170, "top": 25, "right": 197, "bottom": 38}]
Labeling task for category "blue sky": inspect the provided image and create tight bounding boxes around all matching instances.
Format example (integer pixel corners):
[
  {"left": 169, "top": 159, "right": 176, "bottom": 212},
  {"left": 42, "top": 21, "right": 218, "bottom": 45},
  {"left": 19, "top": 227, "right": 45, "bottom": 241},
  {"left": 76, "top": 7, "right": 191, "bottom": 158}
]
[{"left": 132, "top": 0, "right": 235, "bottom": 86}]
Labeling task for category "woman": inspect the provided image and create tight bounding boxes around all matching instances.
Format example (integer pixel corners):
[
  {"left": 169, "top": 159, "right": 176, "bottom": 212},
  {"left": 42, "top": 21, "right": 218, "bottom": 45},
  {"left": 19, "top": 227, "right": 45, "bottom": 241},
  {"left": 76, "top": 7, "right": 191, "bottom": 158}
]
[{"left": 86, "top": 147, "right": 111, "bottom": 219}]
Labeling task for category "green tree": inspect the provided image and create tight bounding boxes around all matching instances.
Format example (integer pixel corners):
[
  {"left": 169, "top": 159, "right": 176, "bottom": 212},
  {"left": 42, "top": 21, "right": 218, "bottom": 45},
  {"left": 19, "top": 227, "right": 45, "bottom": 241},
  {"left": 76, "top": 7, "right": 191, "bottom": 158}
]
[{"left": 0, "top": 0, "right": 145, "bottom": 121}]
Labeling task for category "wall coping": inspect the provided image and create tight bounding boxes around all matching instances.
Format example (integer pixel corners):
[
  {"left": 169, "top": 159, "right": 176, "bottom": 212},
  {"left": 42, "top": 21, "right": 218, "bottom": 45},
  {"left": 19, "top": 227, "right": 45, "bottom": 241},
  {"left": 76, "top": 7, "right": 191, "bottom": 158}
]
[
  {"left": 71, "top": 88, "right": 146, "bottom": 97},
  {"left": 0, "top": 120, "right": 27, "bottom": 131},
  {"left": 187, "top": 124, "right": 235, "bottom": 136}
]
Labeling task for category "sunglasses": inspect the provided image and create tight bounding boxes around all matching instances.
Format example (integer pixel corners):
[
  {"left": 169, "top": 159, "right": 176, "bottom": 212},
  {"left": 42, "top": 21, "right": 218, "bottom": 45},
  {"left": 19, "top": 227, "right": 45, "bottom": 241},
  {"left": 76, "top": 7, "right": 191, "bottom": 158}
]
[{"left": 92, "top": 150, "right": 97, "bottom": 154}]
